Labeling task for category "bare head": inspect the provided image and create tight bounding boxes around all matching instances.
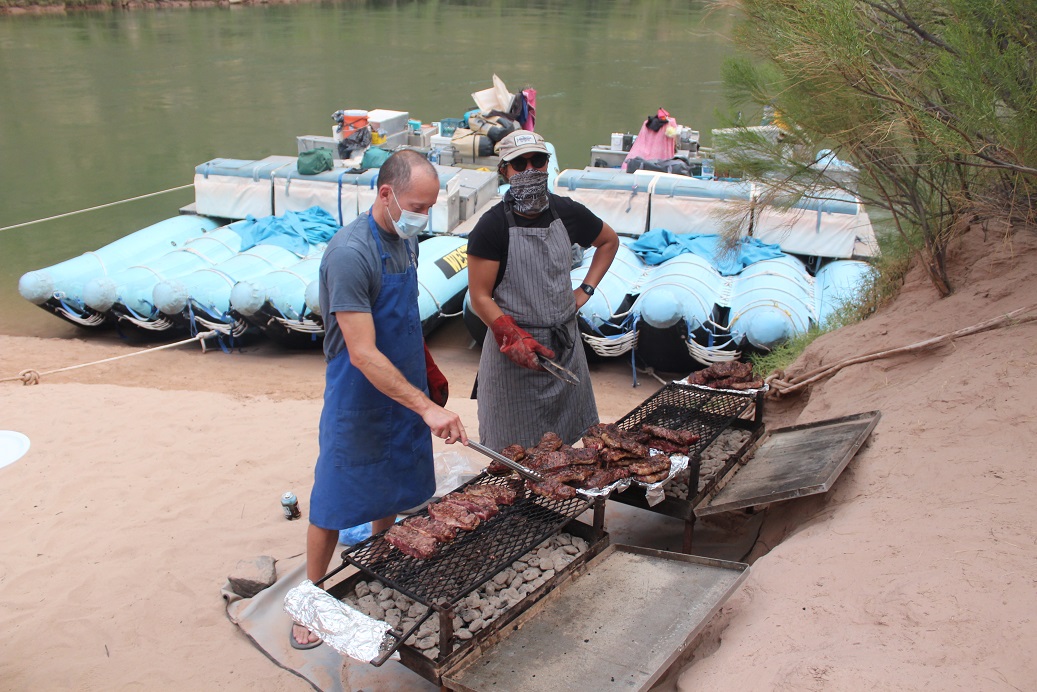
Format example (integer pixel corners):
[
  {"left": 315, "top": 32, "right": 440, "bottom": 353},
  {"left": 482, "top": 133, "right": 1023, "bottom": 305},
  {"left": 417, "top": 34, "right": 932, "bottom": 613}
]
[{"left": 373, "top": 150, "right": 440, "bottom": 236}]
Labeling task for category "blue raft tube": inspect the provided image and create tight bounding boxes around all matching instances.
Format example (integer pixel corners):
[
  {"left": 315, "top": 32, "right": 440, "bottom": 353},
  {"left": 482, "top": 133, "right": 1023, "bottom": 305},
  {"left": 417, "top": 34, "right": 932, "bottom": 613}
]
[
  {"left": 814, "top": 259, "right": 873, "bottom": 326},
  {"left": 18, "top": 215, "right": 220, "bottom": 328},
  {"left": 82, "top": 223, "right": 246, "bottom": 332},
  {"left": 570, "top": 241, "right": 648, "bottom": 358},
  {"left": 631, "top": 253, "right": 740, "bottom": 366},
  {"left": 230, "top": 256, "right": 325, "bottom": 343},
  {"left": 726, "top": 255, "right": 816, "bottom": 351}
]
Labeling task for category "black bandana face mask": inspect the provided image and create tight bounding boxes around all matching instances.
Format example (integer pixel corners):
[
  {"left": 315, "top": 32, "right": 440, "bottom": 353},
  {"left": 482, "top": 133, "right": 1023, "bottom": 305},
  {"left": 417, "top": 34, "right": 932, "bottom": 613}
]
[{"left": 508, "top": 168, "right": 549, "bottom": 215}]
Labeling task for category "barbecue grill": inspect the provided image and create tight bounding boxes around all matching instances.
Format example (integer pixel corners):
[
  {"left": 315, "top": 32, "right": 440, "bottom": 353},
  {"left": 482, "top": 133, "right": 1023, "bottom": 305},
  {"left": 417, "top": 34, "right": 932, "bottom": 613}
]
[
  {"left": 608, "top": 382, "right": 764, "bottom": 551},
  {"left": 320, "top": 473, "right": 609, "bottom": 684}
]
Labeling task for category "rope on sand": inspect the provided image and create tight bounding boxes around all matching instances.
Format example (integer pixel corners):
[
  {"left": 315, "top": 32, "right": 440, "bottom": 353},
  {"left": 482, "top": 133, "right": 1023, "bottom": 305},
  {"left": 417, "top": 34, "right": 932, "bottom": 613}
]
[
  {"left": 0, "top": 184, "right": 193, "bottom": 233},
  {"left": 765, "top": 304, "right": 1037, "bottom": 398},
  {"left": 1, "top": 330, "right": 218, "bottom": 386}
]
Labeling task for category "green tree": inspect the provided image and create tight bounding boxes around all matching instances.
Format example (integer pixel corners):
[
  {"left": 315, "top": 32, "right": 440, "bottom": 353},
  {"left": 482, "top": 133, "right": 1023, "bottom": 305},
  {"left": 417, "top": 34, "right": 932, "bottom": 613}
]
[{"left": 718, "top": 0, "right": 1037, "bottom": 296}]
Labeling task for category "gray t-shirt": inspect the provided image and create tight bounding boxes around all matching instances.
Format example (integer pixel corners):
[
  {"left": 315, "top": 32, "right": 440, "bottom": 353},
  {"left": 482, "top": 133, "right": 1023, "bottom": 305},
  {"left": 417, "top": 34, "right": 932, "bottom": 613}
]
[{"left": 319, "top": 211, "right": 417, "bottom": 360}]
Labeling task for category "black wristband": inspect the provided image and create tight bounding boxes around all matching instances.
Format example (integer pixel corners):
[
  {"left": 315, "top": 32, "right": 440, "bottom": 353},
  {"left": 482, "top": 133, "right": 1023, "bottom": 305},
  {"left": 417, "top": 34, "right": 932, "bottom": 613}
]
[{"left": 579, "top": 283, "right": 595, "bottom": 296}]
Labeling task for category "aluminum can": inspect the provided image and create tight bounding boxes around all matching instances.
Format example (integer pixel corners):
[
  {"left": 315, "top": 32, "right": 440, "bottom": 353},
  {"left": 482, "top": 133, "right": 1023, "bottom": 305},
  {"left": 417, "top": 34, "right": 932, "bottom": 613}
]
[{"left": 281, "top": 491, "right": 301, "bottom": 520}]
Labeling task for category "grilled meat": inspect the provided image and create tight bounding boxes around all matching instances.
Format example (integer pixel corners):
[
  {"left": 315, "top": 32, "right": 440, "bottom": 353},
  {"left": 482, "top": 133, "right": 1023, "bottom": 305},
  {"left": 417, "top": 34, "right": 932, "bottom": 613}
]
[
  {"left": 687, "top": 361, "right": 756, "bottom": 387},
  {"left": 527, "top": 478, "right": 578, "bottom": 501},
  {"left": 712, "top": 377, "right": 764, "bottom": 390},
  {"left": 534, "top": 448, "right": 575, "bottom": 472},
  {"left": 584, "top": 423, "right": 620, "bottom": 438},
  {"left": 534, "top": 432, "right": 564, "bottom": 453},
  {"left": 464, "top": 483, "right": 518, "bottom": 506},
  {"left": 443, "top": 493, "right": 499, "bottom": 521},
  {"left": 488, "top": 443, "right": 529, "bottom": 475},
  {"left": 570, "top": 447, "right": 599, "bottom": 464},
  {"left": 599, "top": 447, "right": 638, "bottom": 465},
  {"left": 385, "top": 524, "right": 438, "bottom": 559},
  {"left": 640, "top": 424, "right": 700, "bottom": 446},
  {"left": 541, "top": 465, "right": 596, "bottom": 484},
  {"left": 627, "top": 457, "right": 671, "bottom": 476},
  {"left": 428, "top": 501, "right": 480, "bottom": 531},
  {"left": 643, "top": 438, "right": 691, "bottom": 455},
  {"left": 579, "top": 467, "right": 631, "bottom": 489},
  {"left": 403, "top": 516, "right": 457, "bottom": 542},
  {"left": 635, "top": 470, "right": 670, "bottom": 483},
  {"left": 599, "top": 430, "right": 649, "bottom": 457},
  {"left": 581, "top": 435, "right": 605, "bottom": 450}
]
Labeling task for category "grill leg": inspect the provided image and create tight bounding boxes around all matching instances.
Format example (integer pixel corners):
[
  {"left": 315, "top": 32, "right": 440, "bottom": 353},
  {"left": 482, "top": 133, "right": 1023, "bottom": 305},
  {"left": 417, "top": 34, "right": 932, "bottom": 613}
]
[
  {"left": 437, "top": 605, "right": 454, "bottom": 659},
  {"left": 592, "top": 496, "right": 606, "bottom": 539},
  {"left": 683, "top": 515, "right": 697, "bottom": 553}
]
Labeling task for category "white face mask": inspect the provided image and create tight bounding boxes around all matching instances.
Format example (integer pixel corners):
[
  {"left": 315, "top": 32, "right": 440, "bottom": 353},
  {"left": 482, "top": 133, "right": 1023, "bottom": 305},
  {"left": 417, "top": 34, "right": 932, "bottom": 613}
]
[{"left": 388, "top": 187, "right": 429, "bottom": 238}]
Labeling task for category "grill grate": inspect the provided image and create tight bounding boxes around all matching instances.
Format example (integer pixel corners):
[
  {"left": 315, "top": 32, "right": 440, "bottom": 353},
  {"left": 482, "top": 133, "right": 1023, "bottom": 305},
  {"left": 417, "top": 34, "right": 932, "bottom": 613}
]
[
  {"left": 613, "top": 382, "right": 756, "bottom": 457},
  {"left": 341, "top": 474, "right": 590, "bottom": 607}
]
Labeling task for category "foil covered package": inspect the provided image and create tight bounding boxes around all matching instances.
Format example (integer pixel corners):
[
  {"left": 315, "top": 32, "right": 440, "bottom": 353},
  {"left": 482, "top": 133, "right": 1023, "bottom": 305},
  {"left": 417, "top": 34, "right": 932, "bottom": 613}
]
[{"left": 284, "top": 579, "right": 398, "bottom": 662}]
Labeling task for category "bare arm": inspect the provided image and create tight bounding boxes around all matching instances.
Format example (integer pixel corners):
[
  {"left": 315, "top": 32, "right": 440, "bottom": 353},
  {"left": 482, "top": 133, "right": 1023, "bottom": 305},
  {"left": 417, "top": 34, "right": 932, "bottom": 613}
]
[
  {"left": 336, "top": 311, "right": 468, "bottom": 444},
  {"left": 468, "top": 255, "right": 504, "bottom": 328},
  {"left": 574, "top": 222, "right": 620, "bottom": 309}
]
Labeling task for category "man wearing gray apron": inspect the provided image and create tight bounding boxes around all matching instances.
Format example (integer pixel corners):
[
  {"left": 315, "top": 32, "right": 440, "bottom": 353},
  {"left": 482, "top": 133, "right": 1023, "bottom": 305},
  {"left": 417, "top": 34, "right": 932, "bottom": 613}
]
[
  {"left": 292, "top": 151, "right": 468, "bottom": 649},
  {"left": 468, "top": 131, "right": 619, "bottom": 450}
]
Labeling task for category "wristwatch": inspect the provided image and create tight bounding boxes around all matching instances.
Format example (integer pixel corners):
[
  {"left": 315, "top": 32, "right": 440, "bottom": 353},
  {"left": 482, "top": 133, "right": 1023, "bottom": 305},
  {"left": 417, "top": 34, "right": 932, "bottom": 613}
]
[{"left": 579, "top": 283, "right": 596, "bottom": 296}]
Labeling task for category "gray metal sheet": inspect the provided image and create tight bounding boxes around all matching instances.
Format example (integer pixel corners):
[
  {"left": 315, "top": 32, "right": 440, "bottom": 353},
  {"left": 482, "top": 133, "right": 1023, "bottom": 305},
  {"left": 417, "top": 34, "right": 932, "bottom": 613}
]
[
  {"left": 442, "top": 545, "right": 748, "bottom": 692},
  {"left": 696, "top": 410, "right": 881, "bottom": 517}
]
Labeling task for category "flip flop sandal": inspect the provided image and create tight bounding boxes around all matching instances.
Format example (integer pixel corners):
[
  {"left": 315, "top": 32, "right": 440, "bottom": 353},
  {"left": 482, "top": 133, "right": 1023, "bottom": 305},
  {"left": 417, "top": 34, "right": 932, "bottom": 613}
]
[{"left": 290, "top": 626, "right": 323, "bottom": 650}]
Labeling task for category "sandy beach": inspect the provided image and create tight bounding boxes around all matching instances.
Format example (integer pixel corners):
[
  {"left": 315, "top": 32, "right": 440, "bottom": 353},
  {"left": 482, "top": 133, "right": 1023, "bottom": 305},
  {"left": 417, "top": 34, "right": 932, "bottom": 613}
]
[{"left": 2, "top": 228, "right": 1036, "bottom": 690}]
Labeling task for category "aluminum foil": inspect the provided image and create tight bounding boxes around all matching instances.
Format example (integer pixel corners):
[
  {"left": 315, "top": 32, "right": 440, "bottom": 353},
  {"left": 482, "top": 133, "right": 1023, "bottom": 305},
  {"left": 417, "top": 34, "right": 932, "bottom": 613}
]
[
  {"left": 283, "top": 579, "right": 397, "bottom": 662},
  {"left": 673, "top": 377, "right": 770, "bottom": 396},
  {"left": 575, "top": 451, "right": 689, "bottom": 507}
]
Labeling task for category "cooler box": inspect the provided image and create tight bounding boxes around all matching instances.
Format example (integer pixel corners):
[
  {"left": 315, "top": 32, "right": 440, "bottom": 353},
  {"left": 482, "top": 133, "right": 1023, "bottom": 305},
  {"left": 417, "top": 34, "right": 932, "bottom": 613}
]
[
  {"left": 642, "top": 172, "right": 754, "bottom": 236},
  {"left": 297, "top": 135, "right": 341, "bottom": 159},
  {"left": 454, "top": 169, "right": 500, "bottom": 221},
  {"left": 367, "top": 109, "right": 410, "bottom": 136},
  {"left": 193, "top": 156, "right": 296, "bottom": 219},
  {"left": 554, "top": 168, "right": 651, "bottom": 236},
  {"left": 272, "top": 164, "right": 368, "bottom": 226}
]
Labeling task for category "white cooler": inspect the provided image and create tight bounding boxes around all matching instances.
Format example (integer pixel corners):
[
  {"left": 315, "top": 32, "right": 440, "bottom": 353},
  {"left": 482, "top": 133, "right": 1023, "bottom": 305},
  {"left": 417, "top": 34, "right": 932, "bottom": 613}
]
[{"left": 193, "top": 156, "right": 296, "bottom": 219}]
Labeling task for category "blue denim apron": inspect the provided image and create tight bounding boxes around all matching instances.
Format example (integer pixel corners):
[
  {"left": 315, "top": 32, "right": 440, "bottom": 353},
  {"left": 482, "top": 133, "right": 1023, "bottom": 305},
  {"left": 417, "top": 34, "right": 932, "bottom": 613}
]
[{"left": 309, "top": 213, "right": 435, "bottom": 530}]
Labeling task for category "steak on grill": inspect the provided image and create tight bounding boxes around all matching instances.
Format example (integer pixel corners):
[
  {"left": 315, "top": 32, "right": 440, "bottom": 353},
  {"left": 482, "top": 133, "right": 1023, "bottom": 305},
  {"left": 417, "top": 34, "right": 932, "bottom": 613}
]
[
  {"left": 527, "top": 478, "right": 578, "bottom": 501},
  {"left": 541, "top": 465, "right": 596, "bottom": 484},
  {"left": 385, "top": 524, "right": 438, "bottom": 559},
  {"left": 443, "top": 493, "right": 499, "bottom": 521},
  {"left": 403, "top": 516, "right": 457, "bottom": 543},
  {"left": 640, "top": 424, "right": 700, "bottom": 446},
  {"left": 579, "top": 467, "right": 631, "bottom": 489},
  {"left": 627, "top": 457, "right": 671, "bottom": 476},
  {"left": 464, "top": 483, "right": 518, "bottom": 506},
  {"left": 534, "top": 432, "right": 564, "bottom": 453},
  {"left": 428, "top": 501, "right": 480, "bottom": 531}
]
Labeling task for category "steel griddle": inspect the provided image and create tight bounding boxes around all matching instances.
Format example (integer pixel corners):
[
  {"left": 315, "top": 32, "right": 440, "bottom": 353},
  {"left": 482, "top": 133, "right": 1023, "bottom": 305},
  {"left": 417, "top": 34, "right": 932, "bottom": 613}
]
[{"left": 442, "top": 545, "right": 749, "bottom": 691}]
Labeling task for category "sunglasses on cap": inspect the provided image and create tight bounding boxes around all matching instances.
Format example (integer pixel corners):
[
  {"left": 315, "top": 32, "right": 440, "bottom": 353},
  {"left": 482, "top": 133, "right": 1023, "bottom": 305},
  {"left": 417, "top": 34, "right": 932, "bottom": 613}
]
[{"left": 508, "top": 152, "right": 550, "bottom": 172}]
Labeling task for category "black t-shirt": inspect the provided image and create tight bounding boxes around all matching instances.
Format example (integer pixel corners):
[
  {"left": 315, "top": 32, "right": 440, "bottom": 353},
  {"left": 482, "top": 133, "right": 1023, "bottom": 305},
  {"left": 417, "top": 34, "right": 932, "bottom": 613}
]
[{"left": 467, "top": 193, "right": 604, "bottom": 287}]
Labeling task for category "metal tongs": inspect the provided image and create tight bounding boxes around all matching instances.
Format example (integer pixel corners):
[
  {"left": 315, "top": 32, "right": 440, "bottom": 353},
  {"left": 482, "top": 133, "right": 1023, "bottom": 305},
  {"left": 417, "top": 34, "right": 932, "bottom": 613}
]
[
  {"left": 468, "top": 441, "right": 545, "bottom": 483},
  {"left": 537, "top": 353, "right": 580, "bottom": 386}
]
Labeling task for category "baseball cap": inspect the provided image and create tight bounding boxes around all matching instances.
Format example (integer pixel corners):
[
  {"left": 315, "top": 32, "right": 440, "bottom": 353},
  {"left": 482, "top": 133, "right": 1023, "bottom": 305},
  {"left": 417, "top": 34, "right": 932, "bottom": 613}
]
[{"left": 496, "top": 131, "right": 549, "bottom": 162}]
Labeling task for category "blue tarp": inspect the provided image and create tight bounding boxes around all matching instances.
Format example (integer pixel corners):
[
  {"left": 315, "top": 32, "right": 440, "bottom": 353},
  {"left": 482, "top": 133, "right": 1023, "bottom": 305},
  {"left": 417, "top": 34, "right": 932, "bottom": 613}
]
[
  {"left": 628, "top": 229, "right": 786, "bottom": 275},
  {"left": 234, "top": 207, "right": 340, "bottom": 255}
]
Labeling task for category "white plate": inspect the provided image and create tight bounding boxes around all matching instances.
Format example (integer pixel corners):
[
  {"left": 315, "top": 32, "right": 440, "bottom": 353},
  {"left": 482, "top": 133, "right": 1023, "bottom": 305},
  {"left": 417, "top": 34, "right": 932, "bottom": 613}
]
[{"left": 0, "top": 430, "right": 31, "bottom": 469}]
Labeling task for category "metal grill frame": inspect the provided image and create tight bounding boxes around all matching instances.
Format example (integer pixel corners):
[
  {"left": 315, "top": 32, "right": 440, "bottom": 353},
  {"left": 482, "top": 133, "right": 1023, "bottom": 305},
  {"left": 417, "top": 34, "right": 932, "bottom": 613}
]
[
  {"left": 608, "top": 382, "right": 764, "bottom": 552},
  {"left": 338, "top": 473, "right": 593, "bottom": 608},
  {"left": 325, "top": 518, "right": 609, "bottom": 685}
]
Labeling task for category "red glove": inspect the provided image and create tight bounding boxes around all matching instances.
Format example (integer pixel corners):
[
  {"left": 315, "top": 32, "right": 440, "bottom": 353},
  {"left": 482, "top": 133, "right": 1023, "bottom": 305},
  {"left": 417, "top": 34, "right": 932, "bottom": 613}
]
[
  {"left": 424, "top": 343, "right": 449, "bottom": 407},
  {"left": 490, "top": 315, "right": 555, "bottom": 371}
]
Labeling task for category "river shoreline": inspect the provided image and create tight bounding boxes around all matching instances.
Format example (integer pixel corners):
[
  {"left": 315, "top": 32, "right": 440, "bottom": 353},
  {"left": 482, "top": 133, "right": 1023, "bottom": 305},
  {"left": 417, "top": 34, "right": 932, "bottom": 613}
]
[{"left": 1, "top": 0, "right": 333, "bottom": 17}]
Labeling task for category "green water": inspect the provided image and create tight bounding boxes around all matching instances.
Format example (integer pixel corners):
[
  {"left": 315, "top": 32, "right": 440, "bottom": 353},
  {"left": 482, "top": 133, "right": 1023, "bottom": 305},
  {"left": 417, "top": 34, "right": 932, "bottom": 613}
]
[{"left": 0, "top": 0, "right": 739, "bottom": 336}]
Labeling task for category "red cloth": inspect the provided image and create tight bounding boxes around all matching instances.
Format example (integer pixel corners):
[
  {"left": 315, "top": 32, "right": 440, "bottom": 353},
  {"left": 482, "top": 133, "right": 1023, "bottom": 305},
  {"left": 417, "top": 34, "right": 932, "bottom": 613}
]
[
  {"left": 424, "top": 343, "right": 449, "bottom": 406},
  {"left": 521, "top": 88, "right": 537, "bottom": 131}
]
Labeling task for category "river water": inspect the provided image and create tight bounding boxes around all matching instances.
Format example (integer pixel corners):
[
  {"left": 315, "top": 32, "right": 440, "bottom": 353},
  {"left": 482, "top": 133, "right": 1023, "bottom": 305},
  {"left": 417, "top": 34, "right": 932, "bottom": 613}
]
[{"left": 0, "top": 0, "right": 739, "bottom": 336}]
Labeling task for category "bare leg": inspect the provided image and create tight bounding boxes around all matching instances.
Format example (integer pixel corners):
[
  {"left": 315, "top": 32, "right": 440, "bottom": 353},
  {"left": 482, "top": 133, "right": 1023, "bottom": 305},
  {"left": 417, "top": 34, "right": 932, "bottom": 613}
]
[
  {"left": 371, "top": 514, "right": 396, "bottom": 535},
  {"left": 292, "top": 523, "right": 339, "bottom": 647}
]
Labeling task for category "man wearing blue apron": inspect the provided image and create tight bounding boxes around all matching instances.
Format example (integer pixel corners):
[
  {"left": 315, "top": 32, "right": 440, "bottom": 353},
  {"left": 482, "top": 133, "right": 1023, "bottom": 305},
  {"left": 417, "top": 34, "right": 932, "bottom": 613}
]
[
  {"left": 468, "top": 131, "right": 619, "bottom": 450},
  {"left": 292, "top": 150, "right": 468, "bottom": 649}
]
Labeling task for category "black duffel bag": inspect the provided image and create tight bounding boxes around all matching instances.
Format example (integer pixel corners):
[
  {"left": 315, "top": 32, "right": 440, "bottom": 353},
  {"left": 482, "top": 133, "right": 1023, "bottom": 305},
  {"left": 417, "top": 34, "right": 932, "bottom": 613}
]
[{"left": 625, "top": 156, "right": 691, "bottom": 176}]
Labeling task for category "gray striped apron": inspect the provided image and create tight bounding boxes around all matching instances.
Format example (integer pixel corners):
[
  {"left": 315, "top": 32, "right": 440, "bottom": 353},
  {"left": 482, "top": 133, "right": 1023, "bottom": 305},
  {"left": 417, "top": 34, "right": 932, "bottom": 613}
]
[{"left": 477, "top": 201, "right": 599, "bottom": 451}]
